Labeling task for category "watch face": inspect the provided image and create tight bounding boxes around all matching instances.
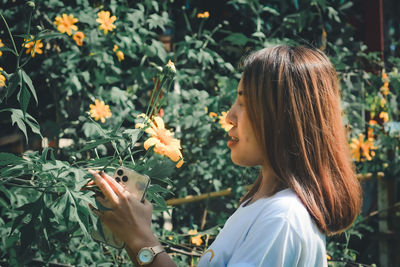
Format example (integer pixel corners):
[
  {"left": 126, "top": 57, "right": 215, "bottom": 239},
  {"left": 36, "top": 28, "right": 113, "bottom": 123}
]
[{"left": 139, "top": 248, "right": 153, "bottom": 263}]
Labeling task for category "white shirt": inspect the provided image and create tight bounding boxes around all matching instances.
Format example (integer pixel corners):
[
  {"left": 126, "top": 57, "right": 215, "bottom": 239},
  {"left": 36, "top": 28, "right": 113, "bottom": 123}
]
[{"left": 197, "top": 188, "right": 327, "bottom": 267}]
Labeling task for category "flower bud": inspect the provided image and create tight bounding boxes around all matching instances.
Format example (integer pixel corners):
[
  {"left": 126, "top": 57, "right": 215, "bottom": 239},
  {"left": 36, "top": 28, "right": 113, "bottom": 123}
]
[
  {"left": 162, "top": 60, "right": 176, "bottom": 79},
  {"left": 26, "top": 1, "right": 35, "bottom": 8}
]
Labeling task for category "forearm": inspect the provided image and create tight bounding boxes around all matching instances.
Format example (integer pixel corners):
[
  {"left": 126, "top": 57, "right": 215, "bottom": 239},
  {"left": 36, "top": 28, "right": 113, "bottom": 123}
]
[{"left": 125, "top": 230, "right": 176, "bottom": 267}]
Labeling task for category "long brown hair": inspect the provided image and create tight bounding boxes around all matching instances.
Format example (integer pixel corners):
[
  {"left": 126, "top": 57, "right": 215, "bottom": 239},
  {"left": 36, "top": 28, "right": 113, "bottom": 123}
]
[{"left": 240, "top": 45, "right": 362, "bottom": 235}]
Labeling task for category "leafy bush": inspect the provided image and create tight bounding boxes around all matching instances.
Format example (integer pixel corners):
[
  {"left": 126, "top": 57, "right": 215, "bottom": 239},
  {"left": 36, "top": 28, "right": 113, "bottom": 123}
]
[{"left": 0, "top": 0, "right": 398, "bottom": 266}]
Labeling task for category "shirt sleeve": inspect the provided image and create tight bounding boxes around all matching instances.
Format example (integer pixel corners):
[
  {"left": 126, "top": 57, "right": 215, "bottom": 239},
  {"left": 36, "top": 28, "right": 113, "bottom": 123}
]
[{"left": 227, "top": 216, "right": 303, "bottom": 267}]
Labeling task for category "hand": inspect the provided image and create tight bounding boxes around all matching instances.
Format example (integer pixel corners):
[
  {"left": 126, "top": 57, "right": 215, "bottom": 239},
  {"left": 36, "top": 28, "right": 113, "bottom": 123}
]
[{"left": 88, "top": 170, "right": 157, "bottom": 249}]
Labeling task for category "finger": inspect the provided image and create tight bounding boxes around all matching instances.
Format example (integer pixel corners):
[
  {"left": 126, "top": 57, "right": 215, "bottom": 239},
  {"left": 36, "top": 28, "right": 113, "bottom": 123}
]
[
  {"left": 99, "top": 171, "right": 126, "bottom": 196},
  {"left": 142, "top": 198, "right": 153, "bottom": 209},
  {"left": 89, "top": 169, "right": 119, "bottom": 206},
  {"left": 89, "top": 203, "right": 102, "bottom": 216}
]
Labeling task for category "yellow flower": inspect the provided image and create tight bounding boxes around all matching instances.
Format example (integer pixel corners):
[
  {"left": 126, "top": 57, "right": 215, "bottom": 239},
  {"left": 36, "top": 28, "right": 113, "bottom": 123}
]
[
  {"left": 197, "top": 11, "right": 210, "bottom": 18},
  {"left": 0, "top": 39, "right": 4, "bottom": 57},
  {"left": 349, "top": 134, "right": 377, "bottom": 162},
  {"left": 23, "top": 36, "right": 43, "bottom": 57},
  {"left": 379, "top": 111, "right": 389, "bottom": 122},
  {"left": 0, "top": 67, "right": 5, "bottom": 87},
  {"left": 218, "top": 111, "right": 233, "bottom": 131},
  {"left": 96, "top": 11, "right": 116, "bottom": 34},
  {"left": 135, "top": 114, "right": 183, "bottom": 168},
  {"left": 113, "top": 45, "right": 124, "bottom": 61},
  {"left": 191, "top": 234, "right": 203, "bottom": 246},
  {"left": 54, "top": 14, "right": 78, "bottom": 36},
  {"left": 368, "top": 120, "right": 378, "bottom": 139},
  {"left": 380, "top": 72, "right": 390, "bottom": 96},
  {"left": 209, "top": 112, "right": 218, "bottom": 118},
  {"left": 326, "top": 254, "right": 331, "bottom": 261},
  {"left": 380, "top": 97, "right": 387, "bottom": 108},
  {"left": 73, "top": 31, "right": 85, "bottom": 46},
  {"left": 188, "top": 229, "right": 198, "bottom": 235},
  {"left": 89, "top": 99, "right": 112, "bottom": 123}
]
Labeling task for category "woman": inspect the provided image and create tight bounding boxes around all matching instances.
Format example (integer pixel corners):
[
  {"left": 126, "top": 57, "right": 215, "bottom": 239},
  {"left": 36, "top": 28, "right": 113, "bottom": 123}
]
[{"left": 89, "top": 45, "right": 362, "bottom": 266}]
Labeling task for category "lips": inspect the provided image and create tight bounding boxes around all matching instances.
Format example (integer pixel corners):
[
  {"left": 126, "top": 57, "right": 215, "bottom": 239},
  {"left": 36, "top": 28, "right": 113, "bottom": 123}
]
[
  {"left": 227, "top": 132, "right": 239, "bottom": 147},
  {"left": 230, "top": 136, "right": 239, "bottom": 142}
]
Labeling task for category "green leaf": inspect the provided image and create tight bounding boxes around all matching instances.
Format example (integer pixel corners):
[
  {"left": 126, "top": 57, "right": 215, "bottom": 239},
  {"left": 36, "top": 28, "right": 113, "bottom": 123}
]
[
  {"left": 36, "top": 31, "right": 65, "bottom": 41},
  {"left": 293, "top": 0, "right": 299, "bottom": 9},
  {"left": 5, "top": 72, "right": 20, "bottom": 99},
  {"left": 82, "top": 122, "right": 102, "bottom": 138},
  {"left": 20, "top": 221, "right": 36, "bottom": 251},
  {"left": 17, "top": 84, "right": 30, "bottom": 117},
  {"left": 223, "top": 33, "right": 251, "bottom": 46},
  {"left": 78, "top": 138, "right": 113, "bottom": 153},
  {"left": 21, "top": 70, "right": 38, "bottom": 105},
  {"left": 262, "top": 6, "right": 279, "bottom": 16},
  {"left": 0, "top": 152, "right": 24, "bottom": 166},
  {"left": 67, "top": 191, "right": 89, "bottom": 237},
  {"left": 0, "top": 109, "right": 42, "bottom": 142},
  {"left": 10, "top": 213, "right": 26, "bottom": 236},
  {"left": 6, "top": 109, "right": 27, "bottom": 141},
  {"left": 123, "top": 129, "right": 140, "bottom": 145},
  {"left": 145, "top": 159, "right": 175, "bottom": 179}
]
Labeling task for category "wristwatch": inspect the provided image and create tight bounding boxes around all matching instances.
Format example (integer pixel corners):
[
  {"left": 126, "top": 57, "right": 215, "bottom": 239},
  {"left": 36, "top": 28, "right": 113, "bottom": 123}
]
[{"left": 137, "top": 245, "right": 165, "bottom": 265}]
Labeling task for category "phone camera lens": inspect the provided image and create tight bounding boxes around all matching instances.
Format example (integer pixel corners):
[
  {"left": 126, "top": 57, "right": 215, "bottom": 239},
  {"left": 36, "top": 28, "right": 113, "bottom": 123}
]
[
  {"left": 117, "top": 169, "right": 124, "bottom": 176},
  {"left": 115, "top": 177, "right": 121, "bottom": 182},
  {"left": 122, "top": 176, "right": 128, "bottom": 182}
]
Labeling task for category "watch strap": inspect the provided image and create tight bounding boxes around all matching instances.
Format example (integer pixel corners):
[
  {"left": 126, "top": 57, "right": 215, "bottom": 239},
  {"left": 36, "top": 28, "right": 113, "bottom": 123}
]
[{"left": 151, "top": 245, "right": 165, "bottom": 255}]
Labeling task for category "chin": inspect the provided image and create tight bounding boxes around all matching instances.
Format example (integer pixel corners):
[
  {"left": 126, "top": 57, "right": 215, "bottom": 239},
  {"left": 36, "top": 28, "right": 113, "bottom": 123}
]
[{"left": 230, "top": 154, "right": 259, "bottom": 167}]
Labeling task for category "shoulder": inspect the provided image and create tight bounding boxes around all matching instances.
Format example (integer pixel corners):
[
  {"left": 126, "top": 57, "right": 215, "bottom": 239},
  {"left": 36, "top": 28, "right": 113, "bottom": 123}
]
[
  {"left": 254, "top": 188, "right": 308, "bottom": 219},
  {"left": 250, "top": 189, "right": 324, "bottom": 243}
]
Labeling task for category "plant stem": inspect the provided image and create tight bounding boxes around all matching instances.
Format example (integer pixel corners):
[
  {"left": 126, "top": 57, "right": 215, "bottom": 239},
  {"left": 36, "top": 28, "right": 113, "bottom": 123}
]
[{"left": 0, "top": 13, "right": 18, "bottom": 56}]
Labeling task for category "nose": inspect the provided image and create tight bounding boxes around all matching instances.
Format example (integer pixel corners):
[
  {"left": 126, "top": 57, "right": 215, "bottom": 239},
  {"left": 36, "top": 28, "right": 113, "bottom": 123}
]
[{"left": 226, "top": 108, "right": 236, "bottom": 127}]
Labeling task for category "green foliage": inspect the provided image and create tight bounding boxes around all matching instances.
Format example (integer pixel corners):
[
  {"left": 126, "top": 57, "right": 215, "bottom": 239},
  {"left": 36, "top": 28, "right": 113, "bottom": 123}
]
[{"left": 0, "top": 0, "right": 399, "bottom": 266}]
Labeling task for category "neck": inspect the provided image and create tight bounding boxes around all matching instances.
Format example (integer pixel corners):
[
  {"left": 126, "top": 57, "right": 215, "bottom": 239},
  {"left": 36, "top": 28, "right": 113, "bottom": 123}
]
[{"left": 251, "top": 165, "right": 281, "bottom": 202}]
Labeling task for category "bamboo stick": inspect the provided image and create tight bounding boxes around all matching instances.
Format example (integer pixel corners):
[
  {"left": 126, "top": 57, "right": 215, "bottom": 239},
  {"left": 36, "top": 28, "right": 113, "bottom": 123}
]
[{"left": 166, "top": 172, "right": 384, "bottom": 206}]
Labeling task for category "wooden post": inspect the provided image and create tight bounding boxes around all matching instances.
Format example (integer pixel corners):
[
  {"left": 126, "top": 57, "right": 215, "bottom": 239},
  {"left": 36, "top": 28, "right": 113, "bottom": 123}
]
[
  {"left": 377, "top": 174, "right": 389, "bottom": 267},
  {"left": 364, "top": 0, "right": 384, "bottom": 59}
]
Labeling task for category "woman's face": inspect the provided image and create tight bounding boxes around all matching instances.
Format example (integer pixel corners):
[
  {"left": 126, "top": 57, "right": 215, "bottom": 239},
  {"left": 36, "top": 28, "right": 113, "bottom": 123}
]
[{"left": 226, "top": 79, "right": 264, "bottom": 167}]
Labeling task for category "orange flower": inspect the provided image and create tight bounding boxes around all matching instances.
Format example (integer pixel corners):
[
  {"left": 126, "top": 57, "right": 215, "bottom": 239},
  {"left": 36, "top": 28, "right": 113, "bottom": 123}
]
[
  {"left": 89, "top": 99, "right": 112, "bottom": 123},
  {"left": 113, "top": 45, "right": 124, "bottom": 61},
  {"left": 188, "top": 229, "right": 203, "bottom": 246},
  {"left": 209, "top": 112, "right": 218, "bottom": 118},
  {"left": 218, "top": 111, "right": 233, "bottom": 132},
  {"left": 135, "top": 114, "right": 183, "bottom": 168},
  {"left": 23, "top": 36, "right": 43, "bottom": 57},
  {"left": 380, "top": 72, "right": 390, "bottom": 96},
  {"left": 368, "top": 120, "right": 378, "bottom": 139},
  {"left": 379, "top": 111, "right": 389, "bottom": 122},
  {"left": 191, "top": 234, "right": 203, "bottom": 246},
  {"left": 349, "top": 134, "right": 377, "bottom": 162},
  {"left": 197, "top": 11, "right": 210, "bottom": 18},
  {"left": 54, "top": 14, "right": 78, "bottom": 36},
  {"left": 0, "top": 39, "right": 4, "bottom": 57},
  {"left": 73, "top": 32, "right": 85, "bottom": 46},
  {"left": 96, "top": 11, "right": 116, "bottom": 34},
  {"left": 0, "top": 67, "right": 5, "bottom": 87}
]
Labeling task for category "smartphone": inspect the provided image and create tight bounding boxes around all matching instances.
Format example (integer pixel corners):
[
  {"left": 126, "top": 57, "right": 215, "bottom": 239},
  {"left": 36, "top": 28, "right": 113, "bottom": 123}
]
[{"left": 90, "top": 167, "right": 150, "bottom": 249}]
